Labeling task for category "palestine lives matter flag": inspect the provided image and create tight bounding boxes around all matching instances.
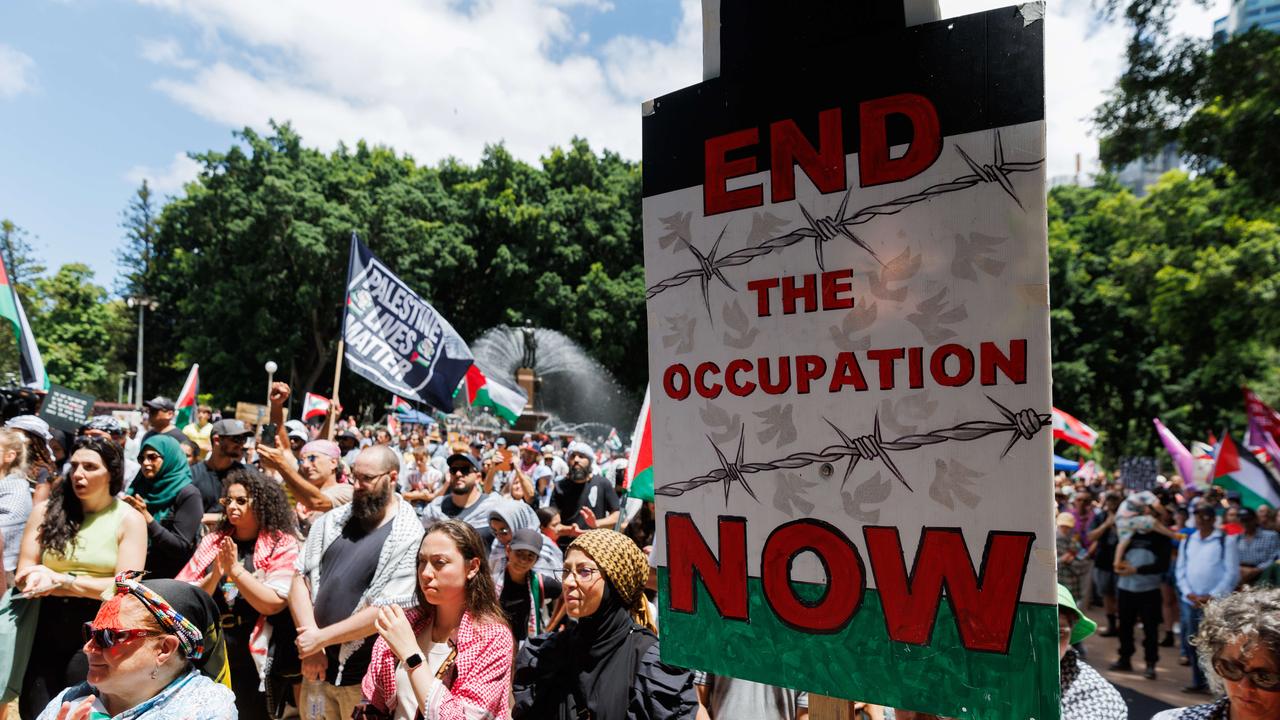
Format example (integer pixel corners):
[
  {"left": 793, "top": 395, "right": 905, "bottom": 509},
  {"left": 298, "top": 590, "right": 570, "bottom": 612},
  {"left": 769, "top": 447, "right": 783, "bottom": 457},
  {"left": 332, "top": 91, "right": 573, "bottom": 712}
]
[
  {"left": 462, "top": 366, "right": 527, "bottom": 425},
  {"left": 0, "top": 253, "right": 47, "bottom": 390},
  {"left": 342, "top": 234, "right": 473, "bottom": 412},
  {"left": 1212, "top": 432, "right": 1280, "bottom": 510},
  {"left": 641, "top": 5, "right": 1055, "bottom": 718},
  {"left": 174, "top": 365, "right": 199, "bottom": 427}
]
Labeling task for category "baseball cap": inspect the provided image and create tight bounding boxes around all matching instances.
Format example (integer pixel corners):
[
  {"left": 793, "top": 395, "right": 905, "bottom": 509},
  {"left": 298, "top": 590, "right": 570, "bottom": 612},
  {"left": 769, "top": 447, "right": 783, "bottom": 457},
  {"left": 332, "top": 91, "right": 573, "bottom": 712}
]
[
  {"left": 509, "top": 528, "right": 544, "bottom": 554},
  {"left": 495, "top": 437, "right": 507, "bottom": 447},
  {"left": 210, "top": 419, "right": 253, "bottom": 438},
  {"left": 144, "top": 396, "right": 175, "bottom": 412},
  {"left": 285, "top": 420, "right": 309, "bottom": 441},
  {"left": 542, "top": 447, "right": 554, "bottom": 458},
  {"left": 85, "top": 415, "right": 125, "bottom": 435},
  {"left": 337, "top": 429, "right": 359, "bottom": 442},
  {"left": 447, "top": 453, "right": 481, "bottom": 472},
  {"left": 1055, "top": 512, "right": 1076, "bottom": 528}
]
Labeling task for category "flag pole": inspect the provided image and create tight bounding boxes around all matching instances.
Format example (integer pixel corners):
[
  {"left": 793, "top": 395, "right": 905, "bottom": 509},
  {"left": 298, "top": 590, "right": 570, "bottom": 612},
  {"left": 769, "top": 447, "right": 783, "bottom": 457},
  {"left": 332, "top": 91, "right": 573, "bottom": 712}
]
[{"left": 327, "top": 339, "right": 345, "bottom": 441}]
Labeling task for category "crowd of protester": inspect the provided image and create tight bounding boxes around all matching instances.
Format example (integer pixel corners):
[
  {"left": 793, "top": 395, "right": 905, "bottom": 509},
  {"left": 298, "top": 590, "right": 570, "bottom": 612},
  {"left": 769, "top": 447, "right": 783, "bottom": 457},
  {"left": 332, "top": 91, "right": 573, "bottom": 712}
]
[{"left": 0, "top": 383, "right": 1275, "bottom": 720}]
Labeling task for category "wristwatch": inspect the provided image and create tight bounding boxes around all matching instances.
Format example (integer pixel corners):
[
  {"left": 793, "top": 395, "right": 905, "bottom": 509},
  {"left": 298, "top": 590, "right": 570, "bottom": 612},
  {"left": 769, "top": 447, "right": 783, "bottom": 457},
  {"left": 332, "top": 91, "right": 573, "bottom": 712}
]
[{"left": 404, "top": 652, "right": 424, "bottom": 670}]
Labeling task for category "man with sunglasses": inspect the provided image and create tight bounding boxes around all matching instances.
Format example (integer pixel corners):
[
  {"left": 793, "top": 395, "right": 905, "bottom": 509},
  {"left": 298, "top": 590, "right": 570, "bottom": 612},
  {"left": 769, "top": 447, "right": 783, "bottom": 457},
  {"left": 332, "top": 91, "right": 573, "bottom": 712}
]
[
  {"left": 189, "top": 419, "right": 253, "bottom": 518},
  {"left": 420, "top": 451, "right": 503, "bottom": 547}
]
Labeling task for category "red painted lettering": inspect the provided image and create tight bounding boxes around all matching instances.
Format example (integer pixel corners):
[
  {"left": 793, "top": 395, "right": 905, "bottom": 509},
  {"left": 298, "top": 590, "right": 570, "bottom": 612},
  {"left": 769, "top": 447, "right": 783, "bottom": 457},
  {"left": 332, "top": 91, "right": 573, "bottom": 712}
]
[
  {"left": 866, "top": 348, "right": 904, "bottom": 390},
  {"left": 770, "top": 108, "right": 845, "bottom": 203},
  {"left": 858, "top": 93, "right": 942, "bottom": 187},
  {"left": 795, "top": 355, "right": 826, "bottom": 394},
  {"left": 663, "top": 363, "right": 690, "bottom": 400},
  {"left": 821, "top": 269, "right": 855, "bottom": 310},
  {"left": 762, "top": 519, "right": 866, "bottom": 633},
  {"left": 829, "top": 352, "right": 869, "bottom": 392},
  {"left": 863, "top": 527, "right": 1035, "bottom": 653},
  {"left": 781, "top": 274, "right": 817, "bottom": 315},
  {"left": 694, "top": 362, "right": 723, "bottom": 399},
  {"left": 725, "top": 359, "right": 757, "bottom": 396},
  {"left": 747, "top": 277, "right": 779, "bottom": 317},
  {"left": 705, "top": 129, "right": 763, "bottom": 216},
  {"left": 930, "top": 343, "right": 974, "bottom": 387},
  {"left": 667, "top": 514, "right": 750, "bottom": 620},
  {"left": 980, "top": 339, "right": 1027, "bottom": 385}
]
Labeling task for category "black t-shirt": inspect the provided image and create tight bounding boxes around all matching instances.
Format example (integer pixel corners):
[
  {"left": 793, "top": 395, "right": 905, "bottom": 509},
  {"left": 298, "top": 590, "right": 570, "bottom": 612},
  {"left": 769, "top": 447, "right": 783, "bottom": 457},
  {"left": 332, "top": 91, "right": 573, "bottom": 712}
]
[
  {"left": 500, "top": 570, "right": 562, "bottom": 643},
  {"left": 551, "top": 474, "right": 620, "bottom": 550},
  {"left": 1089, "top": 512, "right": 1120, "bottom": 570},
  {"left": 190, "top": 461, "right": 245, "bottom": 513},
  {"left": 313, "top": 519, "right": 395, "bottom": 685},
  {"left": 143, "top": 483, "right": 205, "bottom": 579},
  {"left": 215, "top": 538, "right": 258, "bottom": 621}
]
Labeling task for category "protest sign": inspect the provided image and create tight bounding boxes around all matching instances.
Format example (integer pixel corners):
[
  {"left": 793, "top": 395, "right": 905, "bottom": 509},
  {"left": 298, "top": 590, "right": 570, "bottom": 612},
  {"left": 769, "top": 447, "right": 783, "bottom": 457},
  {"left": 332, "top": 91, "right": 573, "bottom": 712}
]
[
  {"left": 642, "top": 4, "right": 1055, "bottom": 718},
  {"left": 38, "top": 384, "right": 94, "bottom": 433},
  {"left": 343, "top": 234, "right": 473, "bottom": 412},
  {"left": 1120, "top": 456, "right": 1159, "bottom": 491},
  {"left": 236, "top": 402, "right": 269, "bottom": 426}
]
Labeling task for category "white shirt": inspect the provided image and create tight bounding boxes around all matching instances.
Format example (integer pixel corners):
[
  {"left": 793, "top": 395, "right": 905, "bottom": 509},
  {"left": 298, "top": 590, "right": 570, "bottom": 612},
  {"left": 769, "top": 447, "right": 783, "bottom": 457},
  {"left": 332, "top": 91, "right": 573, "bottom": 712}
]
[{"left": 394, "top": 628, "right": 452, "bottom": 720}]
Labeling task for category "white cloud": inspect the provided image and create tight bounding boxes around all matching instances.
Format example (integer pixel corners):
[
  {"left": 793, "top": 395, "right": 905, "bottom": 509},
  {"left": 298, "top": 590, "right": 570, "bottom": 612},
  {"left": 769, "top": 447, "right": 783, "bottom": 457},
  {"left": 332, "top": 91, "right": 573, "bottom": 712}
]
[
  {"left": 137, "top": 0, "right": 1224, "bottom": 177},
  {"left": 140, "top": 37, "right": 198, "bottom": 69},
  {"left": 125, "top": 152, "right": 202, "bottom": 194},
  {"left": 0, "top": 44, "right": 35, "bottom": 99},
  {"left": 138, "top": 0, "right": 703, "bottom": 164}
]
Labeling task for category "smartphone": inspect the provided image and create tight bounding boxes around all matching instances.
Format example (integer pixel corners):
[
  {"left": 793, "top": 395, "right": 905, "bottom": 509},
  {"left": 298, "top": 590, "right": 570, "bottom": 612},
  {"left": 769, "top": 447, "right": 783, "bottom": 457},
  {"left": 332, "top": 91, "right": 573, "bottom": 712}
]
[
  {"left": 260, "top": 423, "right": 278, "bottom": 448},
  {"left": 497, "top": 448, "right": 514, "bottom": 472}
]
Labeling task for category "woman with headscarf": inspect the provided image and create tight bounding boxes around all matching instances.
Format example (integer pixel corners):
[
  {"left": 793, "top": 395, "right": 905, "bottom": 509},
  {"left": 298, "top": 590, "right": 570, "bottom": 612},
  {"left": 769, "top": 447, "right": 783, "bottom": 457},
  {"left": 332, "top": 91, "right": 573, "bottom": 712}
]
[
  {"left": 177, "top": 466, "right": 300, "bottom": 720},
  {"left": 122, "top": 434, "right": 203, "bottom": 578},
  {"left": 1152, "top": 587, "right": 1280, "bottom": 720},
  {"left": 513, "top": 529, "right": 698, "bottom": 720},
  {"left": 488, "top": 497, "right": 562, "bottom": 583},
  {"left": 359, "top": 519, "right": 514, "bottom": 720},
  {"left": 35, "top": 571, "right": 236, "bottom": 720},
  {"left": 15, "top": 437, "right": 148, "bottom": 719}
]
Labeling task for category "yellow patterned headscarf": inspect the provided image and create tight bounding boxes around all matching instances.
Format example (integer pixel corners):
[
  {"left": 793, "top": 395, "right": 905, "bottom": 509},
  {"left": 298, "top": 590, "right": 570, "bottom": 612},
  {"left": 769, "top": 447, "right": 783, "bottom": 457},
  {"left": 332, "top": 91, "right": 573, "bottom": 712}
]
[{"left": 569, "top": 529, "right": 655, "bottom": 631}]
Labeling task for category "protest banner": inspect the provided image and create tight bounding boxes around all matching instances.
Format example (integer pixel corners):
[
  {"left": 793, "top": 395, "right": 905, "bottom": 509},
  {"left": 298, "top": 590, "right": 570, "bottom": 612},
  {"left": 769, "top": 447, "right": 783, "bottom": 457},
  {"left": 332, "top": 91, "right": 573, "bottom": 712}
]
[
  {"left": 1119, "top": 456, "right": 1159, "bottom": 491},
  {"left": 38, "top": 384, "right": 94, "bottom": 433},
  {"left": 235, "top": 401, "right": 269, "bottom": 426},
  {"left": 641, "top": 3, "right": 1055, "bottom": 718},
  {"left": 342, "top": 234, "right": 473, "bottom": 412}
]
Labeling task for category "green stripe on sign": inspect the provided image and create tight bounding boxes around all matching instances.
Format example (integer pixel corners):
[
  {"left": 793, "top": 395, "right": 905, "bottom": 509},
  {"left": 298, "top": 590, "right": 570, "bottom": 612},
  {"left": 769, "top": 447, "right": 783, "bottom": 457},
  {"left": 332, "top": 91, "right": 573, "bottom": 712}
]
[{"left": 657, "top": 570, "right": 1060, "bottom": 720}]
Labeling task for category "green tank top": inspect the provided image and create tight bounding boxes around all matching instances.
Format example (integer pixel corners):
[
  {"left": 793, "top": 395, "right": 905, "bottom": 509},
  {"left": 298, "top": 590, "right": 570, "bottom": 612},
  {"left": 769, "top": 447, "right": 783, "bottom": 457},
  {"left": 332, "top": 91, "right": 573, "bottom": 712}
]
[{"left": 42, "top": 498, "right": 127, "bottom": 578}]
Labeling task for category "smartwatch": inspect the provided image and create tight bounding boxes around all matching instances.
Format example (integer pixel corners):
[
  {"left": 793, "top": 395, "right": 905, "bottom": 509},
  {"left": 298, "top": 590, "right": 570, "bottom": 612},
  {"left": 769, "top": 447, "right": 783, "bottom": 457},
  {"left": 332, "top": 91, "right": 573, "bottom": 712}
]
[{"left": 404, "top": 652, "right": 424, "bottom": 670}]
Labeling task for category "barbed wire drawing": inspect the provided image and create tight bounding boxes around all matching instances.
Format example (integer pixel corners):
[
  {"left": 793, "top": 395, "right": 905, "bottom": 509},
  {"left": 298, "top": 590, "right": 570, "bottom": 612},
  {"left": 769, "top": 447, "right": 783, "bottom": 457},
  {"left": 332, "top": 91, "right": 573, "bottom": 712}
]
[
  {"left": 654, "top": 395, "right": 1050, "bottom": 503},
  {"left": 646, "top": 131, "right": 1044, "bottom": 318}
]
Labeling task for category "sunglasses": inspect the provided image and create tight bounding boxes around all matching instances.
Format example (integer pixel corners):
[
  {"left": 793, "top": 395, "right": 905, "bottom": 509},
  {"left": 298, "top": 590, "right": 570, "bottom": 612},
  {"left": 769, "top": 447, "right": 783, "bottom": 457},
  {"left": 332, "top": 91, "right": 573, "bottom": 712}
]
[
  {"left": 82, "top": 622, "right": 161, "bottom": 650},
  {"left": 1214, "top": 658, "right": 1280, "bottom": 691},
  {"left": 448, "top": 465, "right": 476, "bottom": 475},
  {"left": 219, "top": 496, "right": 252, "bottom": 507}
]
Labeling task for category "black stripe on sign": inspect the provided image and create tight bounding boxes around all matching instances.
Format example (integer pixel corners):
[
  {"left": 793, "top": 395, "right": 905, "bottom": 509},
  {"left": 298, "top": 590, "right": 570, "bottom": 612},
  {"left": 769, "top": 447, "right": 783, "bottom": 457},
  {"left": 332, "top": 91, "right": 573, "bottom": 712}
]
[{"left": 641, "top": 5, "right": 1044, "bottom": 199}]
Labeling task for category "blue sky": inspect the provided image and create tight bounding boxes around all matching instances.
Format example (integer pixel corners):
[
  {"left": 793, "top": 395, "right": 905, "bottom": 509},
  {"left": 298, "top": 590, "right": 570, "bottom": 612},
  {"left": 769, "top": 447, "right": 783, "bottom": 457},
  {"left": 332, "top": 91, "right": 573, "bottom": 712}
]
[{"left": 0, "top": 0, "right": 1218, "bottom": 292}]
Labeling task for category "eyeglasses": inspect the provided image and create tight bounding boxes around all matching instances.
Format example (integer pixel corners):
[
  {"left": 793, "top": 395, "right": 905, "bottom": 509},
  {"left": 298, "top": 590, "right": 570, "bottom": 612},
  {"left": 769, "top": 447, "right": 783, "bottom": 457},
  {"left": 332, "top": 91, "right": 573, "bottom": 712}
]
[
  {"left": 1213, "top": 657, "right": 1280, "bottom": 691},
  {"left": 491, "top": 526, "right": 512, "bottom": 537},
  {"left": 82, "top": 623, "right": 162, "bottom": 650},
  {"left": 351, "top": 471, "right": 389, "bottom": 485},
  {"left": 219, "top": 496, "right": 252, "bottom": 507},
  {"left": 560, "top": 566, "right": 601, "bottom": 584}
]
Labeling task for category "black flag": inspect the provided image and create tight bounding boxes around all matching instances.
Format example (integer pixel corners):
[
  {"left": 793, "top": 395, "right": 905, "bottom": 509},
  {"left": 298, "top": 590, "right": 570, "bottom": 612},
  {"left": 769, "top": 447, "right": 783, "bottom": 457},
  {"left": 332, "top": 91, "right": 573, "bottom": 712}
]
[{"left": 342, "top": 234, "right": 473, "bottom": 412}]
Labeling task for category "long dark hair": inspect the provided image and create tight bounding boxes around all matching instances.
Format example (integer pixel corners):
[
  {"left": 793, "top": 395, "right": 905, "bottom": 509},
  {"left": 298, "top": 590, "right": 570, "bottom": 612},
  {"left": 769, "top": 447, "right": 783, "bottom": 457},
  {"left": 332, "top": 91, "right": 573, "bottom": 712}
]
[
  {"left": 218, "top": 467, "right": 298, "bottom": 538},
  {"left": 39, "top": 437, "right": 124, "bottom": 556},
  {"left": 416, "top": 519, "right": 507, "bottom": 626},
  {"left": 17, "top": 427, "right": 55, "bottom": 484}
]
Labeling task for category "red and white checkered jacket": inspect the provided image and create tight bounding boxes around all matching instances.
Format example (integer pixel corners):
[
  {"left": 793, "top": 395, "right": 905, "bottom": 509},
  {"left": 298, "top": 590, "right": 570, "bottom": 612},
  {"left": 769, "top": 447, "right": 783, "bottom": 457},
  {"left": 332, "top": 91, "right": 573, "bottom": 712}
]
[{"left": 362, "top": 608, "right": 513, "bottom": 720}]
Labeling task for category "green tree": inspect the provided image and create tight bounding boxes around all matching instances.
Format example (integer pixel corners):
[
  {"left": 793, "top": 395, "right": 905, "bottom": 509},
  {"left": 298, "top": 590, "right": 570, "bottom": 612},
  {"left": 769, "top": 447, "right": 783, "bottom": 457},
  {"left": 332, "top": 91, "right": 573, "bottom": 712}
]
[
  {"left": 1049, "top": 171, "right": 1280, "bottom": 462},
  {"left": 142, "top": 124, "right": 646, "bottom": 418},
  {"left": 0, "top": 219, "right": 45, "bottom": 303},
  {"left": 119, "top": 180, "right": 160, "bottom": 297},
  {"left": 29, "top": 264, "right": 124, "bottom": 397}
]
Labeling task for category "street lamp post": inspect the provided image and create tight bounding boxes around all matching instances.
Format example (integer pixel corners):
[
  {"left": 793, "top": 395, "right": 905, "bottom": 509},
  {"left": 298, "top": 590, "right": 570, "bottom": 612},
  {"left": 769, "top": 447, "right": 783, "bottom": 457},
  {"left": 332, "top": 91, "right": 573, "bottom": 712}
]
[
  {"left": 125, "top": 371, "right": 137, "bottom": 406},
  {"left": 126, "top": 296, "right": 158, "bottom": 406}
]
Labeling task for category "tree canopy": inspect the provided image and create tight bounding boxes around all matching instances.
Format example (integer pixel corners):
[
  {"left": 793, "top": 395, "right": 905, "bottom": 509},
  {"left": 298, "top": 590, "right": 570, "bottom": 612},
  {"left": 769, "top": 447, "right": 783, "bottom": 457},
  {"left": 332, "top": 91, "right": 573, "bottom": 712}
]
[{"left": 134, "top": 123, "right": 645, "bottom": 417}]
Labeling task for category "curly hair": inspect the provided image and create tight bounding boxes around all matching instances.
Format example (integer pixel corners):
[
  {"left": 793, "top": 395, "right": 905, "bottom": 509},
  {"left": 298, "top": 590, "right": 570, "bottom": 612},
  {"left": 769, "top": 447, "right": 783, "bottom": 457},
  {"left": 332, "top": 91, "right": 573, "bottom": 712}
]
[
  {"left": 415, "top": 519, "right": 508, "bottom": 627},
  {"left": 1191, "top": 587, "right": 1280, "bottom": 694},
  {"left": 217, "top": 467, "right": 298, "bottom": 538},
  {"left": 39, "top": 437, "right": 124, "bottom": 557},
  {"left": 17, "top": 427, "right": 55, "bottom": 484}
]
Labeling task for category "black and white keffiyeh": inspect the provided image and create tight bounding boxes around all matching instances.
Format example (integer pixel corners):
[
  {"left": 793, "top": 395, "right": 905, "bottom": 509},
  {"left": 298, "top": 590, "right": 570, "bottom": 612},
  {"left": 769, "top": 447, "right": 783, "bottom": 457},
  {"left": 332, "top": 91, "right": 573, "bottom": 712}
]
[{"left": 1060, "top": 649, "right": 1127, "bottom": 720}]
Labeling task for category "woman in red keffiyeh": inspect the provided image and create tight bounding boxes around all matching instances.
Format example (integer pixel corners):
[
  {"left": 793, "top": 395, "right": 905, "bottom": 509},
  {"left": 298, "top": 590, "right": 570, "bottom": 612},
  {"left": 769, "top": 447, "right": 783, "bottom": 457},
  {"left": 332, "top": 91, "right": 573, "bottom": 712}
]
[
  {"left": 359, "top": 519, "right": 513, "bottom": 720},
  {"left": 176, "top": 467, "right": 299, "bottom": 720}
]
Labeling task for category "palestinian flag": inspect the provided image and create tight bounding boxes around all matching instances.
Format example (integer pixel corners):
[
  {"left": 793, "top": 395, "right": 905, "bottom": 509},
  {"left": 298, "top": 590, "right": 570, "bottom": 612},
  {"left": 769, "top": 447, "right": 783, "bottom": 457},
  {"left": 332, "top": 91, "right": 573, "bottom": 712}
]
[
  {"left": 463, "top": 366, "right": 527, "bottom": 425},
  {"left": 1212, "top": 432, "right": 1280, "bottom": 510},
  {"left": 174, "top": 365, "right": 199, "bottom": 428},
  {"left": 624, "top": 388, "right": 653, "bottom": 502},
  {"left": 1052, "top": 407, "right": 1098, "bottom": 451},
  {"left": 302, "top": 393, "right": 330, "bottom": 421},
  {"left": 390, "top": 396, "right": 412, "bottom": 415},
  {"left": 0, "top": 253, "right": 47, "bottom": 391}
]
